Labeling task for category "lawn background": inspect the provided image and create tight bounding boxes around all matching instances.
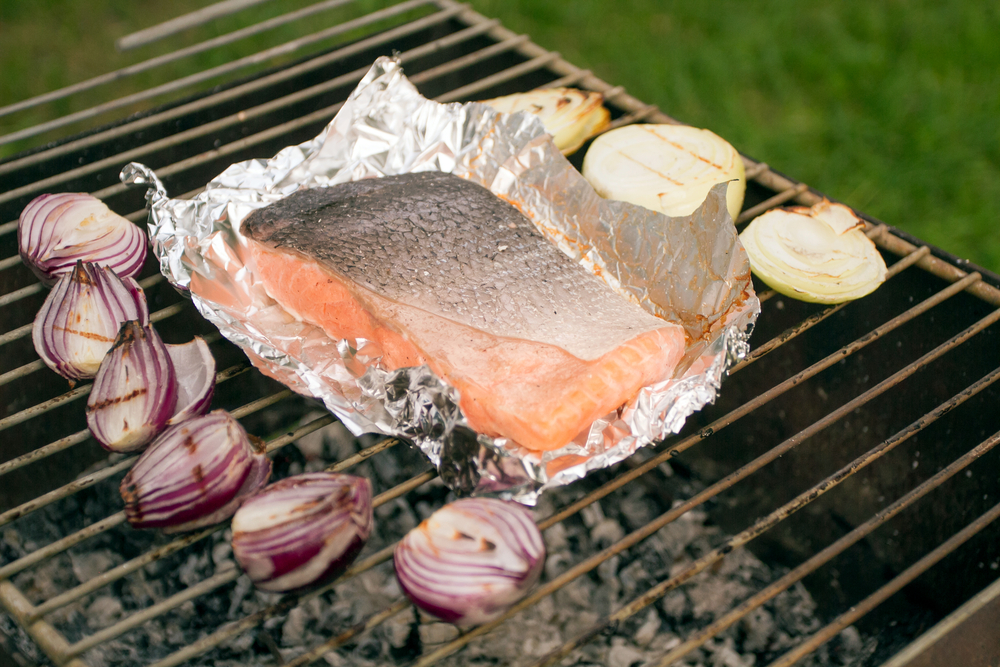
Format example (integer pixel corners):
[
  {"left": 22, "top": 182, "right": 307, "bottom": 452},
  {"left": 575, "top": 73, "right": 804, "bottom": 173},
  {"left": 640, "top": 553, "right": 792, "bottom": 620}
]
[{"left": 2, "top": 0, "right": 998, "bottom": 271}]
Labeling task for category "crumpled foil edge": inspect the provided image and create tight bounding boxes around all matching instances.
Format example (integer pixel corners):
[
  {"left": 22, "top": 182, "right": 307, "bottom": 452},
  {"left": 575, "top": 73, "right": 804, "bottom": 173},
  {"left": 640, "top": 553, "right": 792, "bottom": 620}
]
[{"left": 122, "top": 56, "right": 759, "bottom": 504}]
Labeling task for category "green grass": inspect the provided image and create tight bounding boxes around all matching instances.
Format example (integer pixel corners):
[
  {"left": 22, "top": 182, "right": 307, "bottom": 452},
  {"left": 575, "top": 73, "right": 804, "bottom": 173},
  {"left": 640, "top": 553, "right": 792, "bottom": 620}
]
[
  {"left": 2, "top": 0, "right": 998, "bottom": 271},
  {"left": 470, "top": 0, "right": 1000, "bottom": 273}
]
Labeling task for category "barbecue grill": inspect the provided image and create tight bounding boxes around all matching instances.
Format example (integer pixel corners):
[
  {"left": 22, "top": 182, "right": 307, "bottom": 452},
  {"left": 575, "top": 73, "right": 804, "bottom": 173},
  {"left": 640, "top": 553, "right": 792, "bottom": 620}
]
[{"left": 2, "top": 2, "right": 1000, "bottom": 665}]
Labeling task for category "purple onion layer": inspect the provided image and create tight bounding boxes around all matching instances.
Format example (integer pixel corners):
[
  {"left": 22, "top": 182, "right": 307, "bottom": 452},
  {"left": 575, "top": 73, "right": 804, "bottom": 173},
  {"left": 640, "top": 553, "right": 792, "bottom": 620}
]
[
  {"left": 18, "top": 193, "right": 147, "bottom": 286},
  {"left": 165, "top": 336, "right": 216, "bottom": 425},
  {"left": 231, "top": 472, "right": 373, "bottom": 592},
  {"left": 394, "top": 497, "right": 545, "bottom": 627},
  {"left": 120, "top": 410, "right": 271, "bottom": 534},
  {"left": 86, "top": 320, "right": 177, "bottom": 452},
  {"left": 32, "top": 261, "right": 149, "bottom": 380}
]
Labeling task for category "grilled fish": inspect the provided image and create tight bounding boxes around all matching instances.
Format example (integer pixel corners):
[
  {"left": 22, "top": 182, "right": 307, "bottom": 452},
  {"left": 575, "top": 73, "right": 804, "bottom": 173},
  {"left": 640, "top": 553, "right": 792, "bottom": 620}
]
[{"left": 241, "top": 171, "right": 685, "bottom": 451}]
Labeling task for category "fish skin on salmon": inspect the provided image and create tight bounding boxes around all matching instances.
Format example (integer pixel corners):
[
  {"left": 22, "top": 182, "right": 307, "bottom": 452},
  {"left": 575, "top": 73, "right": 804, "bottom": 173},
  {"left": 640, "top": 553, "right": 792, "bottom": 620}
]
[{"left": 242, "top": 171, "right": 685, "bottom": 452}]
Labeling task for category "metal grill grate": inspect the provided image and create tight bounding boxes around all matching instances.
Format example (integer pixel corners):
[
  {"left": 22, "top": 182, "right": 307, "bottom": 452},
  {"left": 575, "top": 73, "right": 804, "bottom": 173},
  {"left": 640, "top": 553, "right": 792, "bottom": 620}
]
[{"left": 2, "top": 2, "right": 1000, "bottom": 666}]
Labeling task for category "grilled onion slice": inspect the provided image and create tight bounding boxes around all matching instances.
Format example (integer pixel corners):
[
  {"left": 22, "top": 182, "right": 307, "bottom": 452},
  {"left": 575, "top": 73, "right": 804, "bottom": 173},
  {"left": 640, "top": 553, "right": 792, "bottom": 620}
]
[
  {"left": 582, "top": 123, "right": 746, "bottom": 222},
  {"left": 740, "top": 200, "right": 887, "bottom": 303},
  {"left": 480, "top": 87, "right": 610, "bottom": 155}
]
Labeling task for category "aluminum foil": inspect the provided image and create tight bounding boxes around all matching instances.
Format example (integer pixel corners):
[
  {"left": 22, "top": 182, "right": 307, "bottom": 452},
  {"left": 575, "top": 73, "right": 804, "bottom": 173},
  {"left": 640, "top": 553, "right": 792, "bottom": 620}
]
[{"left": 122, "top": 56, "right": 759, "bottom": 504}]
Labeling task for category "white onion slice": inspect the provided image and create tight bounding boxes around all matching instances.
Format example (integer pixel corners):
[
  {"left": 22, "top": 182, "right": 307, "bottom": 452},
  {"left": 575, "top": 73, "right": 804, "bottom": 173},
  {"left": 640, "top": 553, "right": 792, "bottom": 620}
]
[
  {"left": 18, "top": 193, "right": 147, "bottom": 286},
  {"left": 394, "top": 498, "right": 545, "bottom": 627},
  {"left": 582, "top": 123, "right": 746, "bottom": 221},
  {"left": 165, "top": 337, "right": 216, "bottom": 425},
  {"left": 480, "top": 88, "right": 610, "bottom": 155},
  {"left": 739, "top": 199, "right": 887, "bottom": 303}
]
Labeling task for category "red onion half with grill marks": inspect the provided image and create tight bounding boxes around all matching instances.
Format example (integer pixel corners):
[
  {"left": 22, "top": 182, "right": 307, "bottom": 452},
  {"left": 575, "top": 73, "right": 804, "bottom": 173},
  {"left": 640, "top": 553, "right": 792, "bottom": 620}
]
[
  {"left": 32, "top": 261, "right": 149, "bottom": 380},
  {"left": 394, "top": 497, "right": 545, "bottom": 627},
  {"left": 86, "top": 320, "right": 176, "bottom": 452},
  {"left": 18, "top": 193, "right": 147, "bottom": 286},
  {"left": 231, "top": 473, "right": 373, "bottom": 592},
  {"left": 120, "top": 411, "right": 271, "bottom": 534},
  {"left": 165, "top": 336, "right": 215, "bottom": 426}
]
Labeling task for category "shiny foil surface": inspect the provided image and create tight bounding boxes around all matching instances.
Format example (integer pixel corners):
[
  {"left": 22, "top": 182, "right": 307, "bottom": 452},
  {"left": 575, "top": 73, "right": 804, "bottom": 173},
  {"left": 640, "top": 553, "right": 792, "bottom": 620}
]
[{"left": 122, "top": 57, "right": 759, "bottom": 503}]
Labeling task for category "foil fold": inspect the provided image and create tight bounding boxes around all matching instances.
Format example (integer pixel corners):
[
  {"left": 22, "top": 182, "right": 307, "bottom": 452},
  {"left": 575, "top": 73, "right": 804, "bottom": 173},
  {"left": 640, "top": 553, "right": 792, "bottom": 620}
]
[{"left": 123, "top": 56, "right": 759, "bottom": 503}]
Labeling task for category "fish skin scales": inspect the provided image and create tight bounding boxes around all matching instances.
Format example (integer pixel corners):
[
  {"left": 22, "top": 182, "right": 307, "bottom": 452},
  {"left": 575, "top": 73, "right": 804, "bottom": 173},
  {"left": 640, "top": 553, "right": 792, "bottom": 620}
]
[{"left": 242, "top": 171, "right": 685, "bottom": 451}]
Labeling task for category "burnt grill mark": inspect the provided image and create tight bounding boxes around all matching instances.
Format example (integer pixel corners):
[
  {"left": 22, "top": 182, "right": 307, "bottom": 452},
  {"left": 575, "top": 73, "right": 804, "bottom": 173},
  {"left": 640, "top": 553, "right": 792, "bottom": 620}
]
[
  {"left": 249, "top": 434, "right": 267, "bottom": 454},
  {"left": 53, "top": 326, "right": 115, "bottom": 342},
  {"left": 193, "top": 464, "right": 205, "bottom": 484},
  {"left": 87, "top": 387, "right": 149, "bottom": 411},
  {"left": 71, "top": 261, "right": 95, "bottom": 285},
  {"left": 639, "top": 125, "right": 729, "bottom": 173},
  {"left": 120, "top": 482, "right": 138, "bottom": 504},
  {"left": 183, "top": 436, "right": 197, "bottom": 453},
  {"left": 292, "top": 497, "right": 327, "bottom": 513},
  {"left": 111, "top": 320, "right": 143, "bottom": 350}
]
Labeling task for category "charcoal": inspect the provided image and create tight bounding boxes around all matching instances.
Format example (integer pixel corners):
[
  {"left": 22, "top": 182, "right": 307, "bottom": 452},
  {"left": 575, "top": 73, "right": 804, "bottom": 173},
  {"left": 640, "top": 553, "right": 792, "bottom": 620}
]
[
  {"left": 607, "top": 637, "right": 646, "bottom": 667},
  {"left": 418, "top": 623, "right": 458, "bottom": 646},
  {"left": 633, "top": 608, "right": 662, "bottom": 646},
  {"left": 0, "top": 401, "right": 873, "bottom": 667},
  {"left": 87, "top": 596, "right": 124, "bottom": 629}
]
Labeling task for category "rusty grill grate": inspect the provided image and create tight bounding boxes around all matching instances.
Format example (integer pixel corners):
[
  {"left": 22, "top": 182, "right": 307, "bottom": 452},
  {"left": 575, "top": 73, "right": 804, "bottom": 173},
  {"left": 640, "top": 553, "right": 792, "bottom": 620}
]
[{"left": 2, "top": 2, "right": 1000, "bottom": 666}]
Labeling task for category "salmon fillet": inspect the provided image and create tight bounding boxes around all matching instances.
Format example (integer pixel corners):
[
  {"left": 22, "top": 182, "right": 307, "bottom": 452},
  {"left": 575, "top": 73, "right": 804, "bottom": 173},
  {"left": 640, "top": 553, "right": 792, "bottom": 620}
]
[{"left": 242, "top": 172, "right": 685, "bottom": 452}]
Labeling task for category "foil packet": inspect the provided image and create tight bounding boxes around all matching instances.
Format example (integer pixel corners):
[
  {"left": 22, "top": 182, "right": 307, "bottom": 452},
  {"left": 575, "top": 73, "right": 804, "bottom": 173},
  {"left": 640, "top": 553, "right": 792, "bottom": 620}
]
[{"left": 122, "top": 56, "right": 759, "bottom": 504}]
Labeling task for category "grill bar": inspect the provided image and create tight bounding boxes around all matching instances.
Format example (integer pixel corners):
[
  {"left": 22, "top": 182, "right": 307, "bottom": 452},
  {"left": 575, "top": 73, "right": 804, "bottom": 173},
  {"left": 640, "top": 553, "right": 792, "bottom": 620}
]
[
  {"left": 417, "top": 305, "right": 1000, "bottom": 667},
  {"left": 0, "top": 581, "right": 89, "bottom": 667},
  {"left": 0, "top": 364, "right": 248, "bottom": 479},
  {"left": 26, "top": 526, "right": 223, "bottom": 623},
  {"left": 736, "top": 183, "right": 810, "bottom": 224},
  {"left": 0, "top": 284, "right": 42, "bottom": 309},
  {"left": 63, "top": 569, "right": 246, "bottom": 660},
  {"left": 652, "top": 428, "right": 1000, "bottom": 667},
  {"left": 0, "top": 269, "right": 166, "bottom": 346},
  {"left": 533, "top": 360, "right": 1000, "bottom": 666},
  {"left": 0, "top": 512, "right": 127, "bottom": 581},
  {"left": 2, "top": 4, "right": 999, "bottom": 666},
  {"left": 0, "top": 300, "right": 188, "bottom": 391},
  {"left": 13, "top": 429, "right": 406, "bottom": 627},
  {"left": 0, "top": 0, "right": 437, "bottom": 148},
  {"left": 66, "top": 241, "right": 952, "bottom": 664},
  {"left": 730, "top": 245, "right": 932, "bottom": 373},
  {"left": 766, "top": 500, "right": 1000, "bottom": 667},
  {"left": 0, "top": 0, "right": 351, "bottom": 120},
  {"left": 144, "top": 541, "right": 397, "bottom": 667},
  {"left": 115, "top": 0, "right": 280, "bottom": 51},
  {"left": 0, "top": 458, "right": 135, "bottom": 528},
  {"left": 283, "top": 599, "right": 412, "bottom": 667},
  {"left": 0, "top": 4, "right": 490, "bottom": 208},
  {"left": 0, "top": 387, "right": 291, "bottom": 529}
]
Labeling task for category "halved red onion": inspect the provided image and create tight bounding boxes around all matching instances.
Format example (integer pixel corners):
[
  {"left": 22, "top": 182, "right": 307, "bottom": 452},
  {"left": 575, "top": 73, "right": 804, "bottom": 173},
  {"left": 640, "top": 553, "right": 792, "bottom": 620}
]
[
  {"left": 394, "top": 498, "right": 545, "bottom": 627},
  {"left": 165, "top": 337, "right": 215, "bottom": 425},
  {"left": 231, "top": 472, "right": 373, "bottom": 592},
  {"left": 85, "top": 320, "right": 176, "bottom": 452},
  {"left": 120, "top": 410, "right": 271, "bottom": 534},
  {"left": 18, "top": 193, "right": 147, "bottom": 286},
  {"left": 32, "top": 261, "right": 149, "bottom": 380}
]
